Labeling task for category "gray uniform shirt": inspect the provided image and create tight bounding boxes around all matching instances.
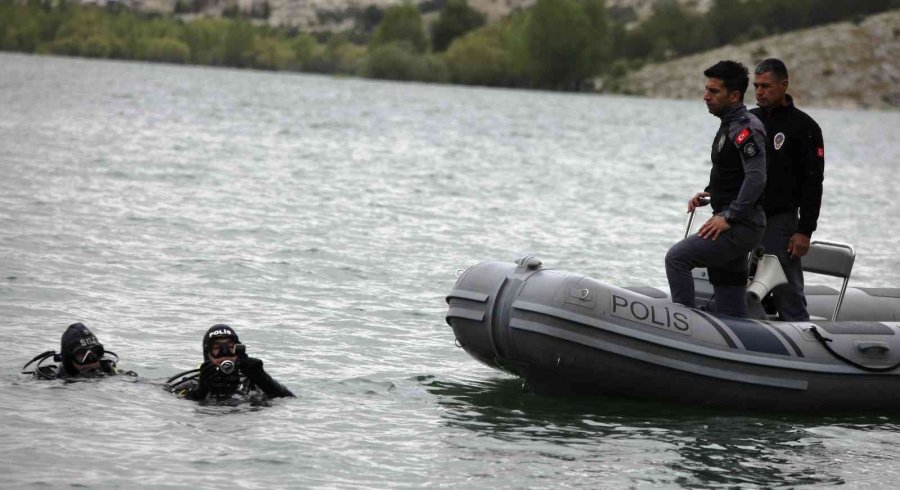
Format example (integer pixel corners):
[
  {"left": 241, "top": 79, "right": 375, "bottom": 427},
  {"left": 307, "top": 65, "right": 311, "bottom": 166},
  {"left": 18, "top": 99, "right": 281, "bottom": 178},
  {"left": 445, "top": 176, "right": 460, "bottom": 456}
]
[{"left": 713, "top": 104, "right": 767, "bottom": 227}]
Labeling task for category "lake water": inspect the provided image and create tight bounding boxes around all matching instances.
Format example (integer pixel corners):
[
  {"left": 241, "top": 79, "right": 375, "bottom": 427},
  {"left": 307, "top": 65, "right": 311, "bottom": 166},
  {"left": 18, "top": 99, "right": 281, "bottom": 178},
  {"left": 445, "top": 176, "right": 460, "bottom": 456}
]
[{"left": 2, "top": 52, "right": 899, "bottom": 488}]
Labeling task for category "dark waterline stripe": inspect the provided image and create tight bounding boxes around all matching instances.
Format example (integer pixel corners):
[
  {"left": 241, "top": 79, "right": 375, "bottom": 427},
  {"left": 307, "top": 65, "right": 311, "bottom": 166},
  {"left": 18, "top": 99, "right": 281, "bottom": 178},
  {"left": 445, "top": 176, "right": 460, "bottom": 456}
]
[{"left": 694, "top": 309, "right": 739, "bottom": 349}]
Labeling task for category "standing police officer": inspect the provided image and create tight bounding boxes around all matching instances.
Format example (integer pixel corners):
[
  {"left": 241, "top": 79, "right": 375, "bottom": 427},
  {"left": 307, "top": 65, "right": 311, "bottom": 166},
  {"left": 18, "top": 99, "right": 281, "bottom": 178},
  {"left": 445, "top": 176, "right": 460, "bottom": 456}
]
[
  {"left": 666, "top": 60, "right": 767, "bottom": 317},
  {"left": 751, "top": 58, "right": 825, "bottom": 321}
]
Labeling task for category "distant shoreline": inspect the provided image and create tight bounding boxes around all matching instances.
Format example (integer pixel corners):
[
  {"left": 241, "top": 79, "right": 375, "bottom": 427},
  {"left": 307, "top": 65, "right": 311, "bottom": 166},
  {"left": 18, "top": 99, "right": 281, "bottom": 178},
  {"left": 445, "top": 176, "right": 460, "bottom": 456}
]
[
  {"left": 615, "top": 10, "right": 900, "bottom": 111},
  {"left": 3, "top": 49, "right": 896, "bottom": 114},
  {"left": 4, "top": 1, "right": 898, "bottom": 104}
]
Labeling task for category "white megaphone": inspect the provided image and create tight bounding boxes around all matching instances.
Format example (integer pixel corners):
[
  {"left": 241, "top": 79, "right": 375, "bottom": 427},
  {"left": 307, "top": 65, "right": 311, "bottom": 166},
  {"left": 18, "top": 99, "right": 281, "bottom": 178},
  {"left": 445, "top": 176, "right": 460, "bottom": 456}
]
[{"left": 747, "top": 254, "right": 789, "bottom": 301}]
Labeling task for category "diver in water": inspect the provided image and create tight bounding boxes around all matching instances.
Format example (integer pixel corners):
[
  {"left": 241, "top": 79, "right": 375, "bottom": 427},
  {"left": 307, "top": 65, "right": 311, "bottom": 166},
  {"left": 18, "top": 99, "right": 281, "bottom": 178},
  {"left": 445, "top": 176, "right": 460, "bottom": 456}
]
[
  {"left": 22, "top": 322, "right": 137, "bottom": 380},
  {"left": 165, "top": 324, "right": 295, "bottom": 402}
]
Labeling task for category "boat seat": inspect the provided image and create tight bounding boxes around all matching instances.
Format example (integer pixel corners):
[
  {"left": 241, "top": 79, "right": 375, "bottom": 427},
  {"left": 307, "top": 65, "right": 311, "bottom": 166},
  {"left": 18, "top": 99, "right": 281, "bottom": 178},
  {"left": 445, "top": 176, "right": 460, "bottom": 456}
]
[
  {"left": 803, "top": 241, "right": 855, "bottom": 278},
  {"left": 802, "top": 241, "right": 855, "bottom": 321}
]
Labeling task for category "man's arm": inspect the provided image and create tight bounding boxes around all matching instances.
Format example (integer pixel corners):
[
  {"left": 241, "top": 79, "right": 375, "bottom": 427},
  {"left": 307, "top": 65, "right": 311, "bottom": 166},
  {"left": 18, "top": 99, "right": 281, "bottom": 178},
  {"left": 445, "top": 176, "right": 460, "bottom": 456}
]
[
  {"left": 723, "top": 123, "right": 767, "bottom": 224},
  {"left": 241, "top": 357, "right": 296, "bottom": 398},
  {"left": 797, "top": 118, "right": 825, "bottom": 238}
]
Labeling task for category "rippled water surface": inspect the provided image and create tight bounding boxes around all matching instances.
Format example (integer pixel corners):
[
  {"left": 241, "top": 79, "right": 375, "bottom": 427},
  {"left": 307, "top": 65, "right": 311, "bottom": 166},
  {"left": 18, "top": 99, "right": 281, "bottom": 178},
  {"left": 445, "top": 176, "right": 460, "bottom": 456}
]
[{"left": 2, "top": 52, "right": 900, "bottom": 488}]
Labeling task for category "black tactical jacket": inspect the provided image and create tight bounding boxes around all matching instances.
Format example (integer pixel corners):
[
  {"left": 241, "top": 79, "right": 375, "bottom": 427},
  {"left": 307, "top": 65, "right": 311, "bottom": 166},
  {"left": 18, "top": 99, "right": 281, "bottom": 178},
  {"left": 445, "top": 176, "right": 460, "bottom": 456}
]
[
  {"left": 750, "top": 95, "right": 824, "bottom": 236},
  {"left": 707, "top": 104, "right": 767, "bottom": 227}
]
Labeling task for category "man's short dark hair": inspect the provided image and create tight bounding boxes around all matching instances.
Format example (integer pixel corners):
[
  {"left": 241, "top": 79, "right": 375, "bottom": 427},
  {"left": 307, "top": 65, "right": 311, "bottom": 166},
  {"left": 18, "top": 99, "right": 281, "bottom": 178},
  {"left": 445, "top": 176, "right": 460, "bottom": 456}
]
[
  {"left": 704, "top": 60, "right": 749, "bottom": 97},
  {"left": 754, "top": 58, "right": 789, "bottom": 81}
]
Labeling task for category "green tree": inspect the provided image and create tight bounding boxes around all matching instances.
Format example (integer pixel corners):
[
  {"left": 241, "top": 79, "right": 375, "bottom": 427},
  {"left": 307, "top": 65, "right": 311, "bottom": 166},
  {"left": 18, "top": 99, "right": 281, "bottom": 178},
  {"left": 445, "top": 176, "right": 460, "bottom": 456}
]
[
  {"left": 330, "top": 36, "right": 367, "bottom": 72},
  {"left": 369, "top": 3, "right": 427, "bottom": 54},
  {"left": 705, "top": 0, "right": 755, "bottom": 46},
  {"left": 306, "top": 34, "right": 365, "bottom": 73},
  {"left": 250, "top": 36, "right": 294, "bottom": 70},
  {"left": 524, "top": 0, "right": 590, "bottom": 89},
  {"left": 144, "top": 36, "right": 190, "bottom": 63},
  {"left": 223, "top": 19, "right": 254, "bottom": 67},
  {"left": 441, "top": 14, "right": 529, "bottom": 86},
  {"left": 183, "top": 18, "right": 226, "bottom": 65},
  {"left": 11, "top": 19, "right": 42, "bottom": 52},
  {"left": 362, "top": 40, "right": 448, "bottom": 82},
  {"left": 291, "top": 32, "right": 319, "bottom": 69},
  {"left": 0, "top": 5, "right": 9, "bottom": 50},
  {"left": 443, "top": 23, "right": 508, "bottom": 85},
  {"left": 49, "top": 35, "right": 80, "bottom": 55},
  {"left": 430, "top": 0, "right": 485, "bottom": 52},
  {"left": 503, "top": 13, "right": 531, "bottom": 82},
  {"left": 81, "top": 33, "right": 111, "bottom": 57},
  {"left": 580, "top": 0, "right": 610, "bottom": 74},
  {"left": 37, "top": 7, "right": 66, "bottom": 45},
  {"left": 639, "top": 2, "right": 709, "bottom": 59}
]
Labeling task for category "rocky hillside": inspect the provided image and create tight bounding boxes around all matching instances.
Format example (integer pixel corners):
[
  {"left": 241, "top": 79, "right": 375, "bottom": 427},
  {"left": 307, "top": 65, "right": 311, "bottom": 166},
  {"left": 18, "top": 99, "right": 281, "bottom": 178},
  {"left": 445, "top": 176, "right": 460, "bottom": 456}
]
[
  {"left": 605, "top": 0, "right": 710, "bottom": 23},
  {"left": 619, "top": 9, "right": 900, "bottom": 110},
  {"left": 135, "top": 0, "right": 710, "bottom": 30}
]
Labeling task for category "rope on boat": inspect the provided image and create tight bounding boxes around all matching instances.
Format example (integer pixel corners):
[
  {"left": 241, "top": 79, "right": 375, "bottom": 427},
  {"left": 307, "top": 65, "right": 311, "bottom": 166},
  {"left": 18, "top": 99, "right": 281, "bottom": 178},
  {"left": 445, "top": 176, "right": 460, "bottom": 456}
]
[{"left": 810, "top": 326, "right": 900, "bottom": 373}]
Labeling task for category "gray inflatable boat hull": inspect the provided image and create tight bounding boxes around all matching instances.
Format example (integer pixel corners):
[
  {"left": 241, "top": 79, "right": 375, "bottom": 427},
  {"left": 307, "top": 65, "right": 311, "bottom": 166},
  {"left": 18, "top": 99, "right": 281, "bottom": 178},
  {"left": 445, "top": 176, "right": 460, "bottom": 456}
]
[{"left": 446, "top": 258, "right": 900, "bottom": 411}]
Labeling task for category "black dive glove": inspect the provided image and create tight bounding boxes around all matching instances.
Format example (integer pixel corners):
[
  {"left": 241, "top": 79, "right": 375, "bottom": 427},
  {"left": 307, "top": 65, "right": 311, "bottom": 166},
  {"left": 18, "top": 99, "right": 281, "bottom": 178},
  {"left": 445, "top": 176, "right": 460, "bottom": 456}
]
[
  {"left": 239, "top": 353, "right": 265, "bottom": 382},
  {"left": 199, "top": 361, "right": 218, "bottom": 384},
  {"left": 100, "top": 359, "right": 115, "bottom": 373},
  {"left": 234, "top": 344, "right": 258, "bottom": 374},
  {"left": 191, "top": 360, "right": 218, "bottom": 399}
]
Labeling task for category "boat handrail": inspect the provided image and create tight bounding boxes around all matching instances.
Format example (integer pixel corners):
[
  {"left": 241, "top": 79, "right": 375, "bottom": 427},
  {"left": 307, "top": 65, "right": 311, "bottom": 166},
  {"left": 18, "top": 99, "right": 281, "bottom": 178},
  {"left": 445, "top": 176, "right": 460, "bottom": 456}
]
[
  {"left": 803, "top": 240, "right": 856, "bottom": 321},
  {"left": 683, "top": 196, "right": 711, "bottom": 239}
]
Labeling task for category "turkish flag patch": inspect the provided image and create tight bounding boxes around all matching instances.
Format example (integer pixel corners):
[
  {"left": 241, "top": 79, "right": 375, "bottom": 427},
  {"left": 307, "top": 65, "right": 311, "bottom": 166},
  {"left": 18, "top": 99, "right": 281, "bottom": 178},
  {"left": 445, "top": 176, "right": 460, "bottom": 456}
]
[
  {"left": 817, "top": 147, "right": 824, "bottom": 158},
  {"left": 735, "top": 128, "right": 751, "bottom": 145}
]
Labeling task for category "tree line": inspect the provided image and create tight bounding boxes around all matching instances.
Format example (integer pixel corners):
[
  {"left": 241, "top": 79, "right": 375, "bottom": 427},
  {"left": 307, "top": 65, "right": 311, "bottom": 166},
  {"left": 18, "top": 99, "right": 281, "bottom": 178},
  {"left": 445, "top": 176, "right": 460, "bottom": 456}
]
[{"left": 1, "top": 0, "right": 898, "bottom": 90}]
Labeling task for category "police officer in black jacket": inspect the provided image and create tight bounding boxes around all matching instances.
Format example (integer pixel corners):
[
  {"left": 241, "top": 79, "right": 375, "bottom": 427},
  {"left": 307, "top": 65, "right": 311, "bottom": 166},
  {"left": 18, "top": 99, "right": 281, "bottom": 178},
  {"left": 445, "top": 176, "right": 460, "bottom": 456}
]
[
  {"left": 666, "top": 60, "right": 767, "bottom": 317},
  {"left": 750, "top": 58, "right": 825, "bottom": 321},
  {"left": 166, "top": 324, "right": 295, "bottom": 401}
]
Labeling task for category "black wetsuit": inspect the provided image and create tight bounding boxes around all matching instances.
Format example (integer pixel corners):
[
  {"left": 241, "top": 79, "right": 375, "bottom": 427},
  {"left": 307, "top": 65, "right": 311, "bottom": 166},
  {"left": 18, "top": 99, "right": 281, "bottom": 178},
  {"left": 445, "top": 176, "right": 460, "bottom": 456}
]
[
  {"left": 750, "top": 95, "right": 825, "bottom": 320},
  {"left": 33, "top": 360, "right": 134, "bottom": 380},
  {"left": 168, "top": 357, "right": 295, "bottom": 401}
]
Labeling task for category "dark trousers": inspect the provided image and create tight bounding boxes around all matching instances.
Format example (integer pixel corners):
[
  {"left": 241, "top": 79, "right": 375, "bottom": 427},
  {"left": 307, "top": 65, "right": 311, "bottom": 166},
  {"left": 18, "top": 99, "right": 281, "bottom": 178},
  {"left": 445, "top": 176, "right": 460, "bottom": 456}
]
[
  {"left": 666, "top": 219, "right": 765, "bottom": 317},
  {"left": 762, "top": 211, "right": 809, "bottom": 321}
]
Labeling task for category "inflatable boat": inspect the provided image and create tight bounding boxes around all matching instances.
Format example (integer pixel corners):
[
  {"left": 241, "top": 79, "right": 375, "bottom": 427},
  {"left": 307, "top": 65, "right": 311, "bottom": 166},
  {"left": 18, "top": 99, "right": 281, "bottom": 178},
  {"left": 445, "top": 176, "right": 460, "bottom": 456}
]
[{"left": 445, "top": 242, "right": 900, "bottom": 411}]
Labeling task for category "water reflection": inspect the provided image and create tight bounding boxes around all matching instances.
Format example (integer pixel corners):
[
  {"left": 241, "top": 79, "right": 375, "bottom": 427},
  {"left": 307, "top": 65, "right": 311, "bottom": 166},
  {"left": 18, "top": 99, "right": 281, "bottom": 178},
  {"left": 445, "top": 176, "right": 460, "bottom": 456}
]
[{"left": 426, "top": 377, "right": 900, "bottom": 486}]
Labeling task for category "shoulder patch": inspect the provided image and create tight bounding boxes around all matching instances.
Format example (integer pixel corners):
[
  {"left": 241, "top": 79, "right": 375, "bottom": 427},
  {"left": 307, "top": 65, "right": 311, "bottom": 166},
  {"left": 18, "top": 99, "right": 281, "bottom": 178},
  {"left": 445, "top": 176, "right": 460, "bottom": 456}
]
[
  {"left": 743, "top": 141, "right": 758, "bottom": 157},
  {"left": 816, "top": 146, "right": 824, "bottom": 158},
  {"left": 734, "top": 127, "right": 751, "bottom": 145}
]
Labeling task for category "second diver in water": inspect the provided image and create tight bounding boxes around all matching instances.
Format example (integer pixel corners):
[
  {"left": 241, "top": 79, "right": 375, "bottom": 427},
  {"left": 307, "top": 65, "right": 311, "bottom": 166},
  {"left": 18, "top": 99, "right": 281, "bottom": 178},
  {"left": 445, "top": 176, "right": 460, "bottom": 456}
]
[
  {"left": 166, "top": 324, "right": 295, "bottom": 402},
  {"left": 22, "top": 322, "right": 137, "bottom": 380}
]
